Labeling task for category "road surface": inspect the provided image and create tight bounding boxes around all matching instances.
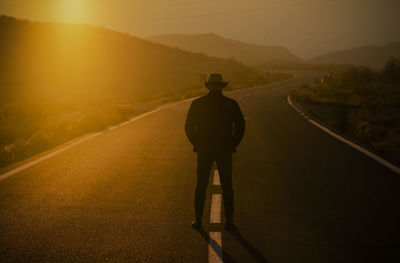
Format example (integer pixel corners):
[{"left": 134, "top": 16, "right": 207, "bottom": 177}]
[{"left": 1, "top": 72, "right": 399, "bottom": 262}]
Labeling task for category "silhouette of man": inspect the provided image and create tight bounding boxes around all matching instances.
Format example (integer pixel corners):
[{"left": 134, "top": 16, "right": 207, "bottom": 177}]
[{"left": 185, "top": 73, "right": 245, "bottom": 230}]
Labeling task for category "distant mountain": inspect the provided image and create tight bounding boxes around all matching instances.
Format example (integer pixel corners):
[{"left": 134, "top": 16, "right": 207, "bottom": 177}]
[
  {"left": 147, "top": 33, "right": 302, "bottom": 66},
  {"left": 0, "top": 16, "right": 263, "bottom": 104},
  {"left": 309, "top": 43, "right": 400, "bottom": 69}
]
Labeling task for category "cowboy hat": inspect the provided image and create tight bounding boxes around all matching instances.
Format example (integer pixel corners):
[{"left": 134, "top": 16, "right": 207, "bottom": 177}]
[{"left": 202, "top": 73, "right": 229, "bottom": 88}]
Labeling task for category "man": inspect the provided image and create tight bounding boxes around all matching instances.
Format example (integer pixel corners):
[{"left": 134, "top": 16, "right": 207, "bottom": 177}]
[{"left": 185, "top": 73, "right": 245, "bottom": 231}]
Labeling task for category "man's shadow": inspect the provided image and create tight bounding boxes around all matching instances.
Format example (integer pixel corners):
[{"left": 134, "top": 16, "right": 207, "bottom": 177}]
[
  {"left": 194, "top": 227, "right": 270, "bottom": 263},
  {"left": 195, "top": 227, "right": 236, "bottom": 262},
  {"left": 228, "top": 228, "right": 271, "bottom": 263}
]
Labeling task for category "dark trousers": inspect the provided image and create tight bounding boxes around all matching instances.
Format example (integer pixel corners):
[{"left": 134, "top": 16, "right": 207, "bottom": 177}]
[{"left": 195, "top": 152, "right": 234, "bottom": 220}]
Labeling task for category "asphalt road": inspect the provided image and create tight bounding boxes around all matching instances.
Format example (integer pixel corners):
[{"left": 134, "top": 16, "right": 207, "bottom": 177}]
[{"left": 1, "top": 72, "right": 399, "bottom": 263}]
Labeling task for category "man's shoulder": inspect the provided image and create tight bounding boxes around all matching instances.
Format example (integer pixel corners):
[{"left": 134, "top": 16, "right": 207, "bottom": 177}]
[
  {"left": 191, "top": 93, "right": 239, "bottom": 106},
  {"left": 221, "top": 95, "right": 239, "bottom": 107},
  {"left": 191, "top": 94, "right": 211, "bottom": 106},
  {"left": 192, "top": 95, "right": 207, "bottom": 103},
  {"left": 223, "top": 95, "right": 238, "bottom": 103}
]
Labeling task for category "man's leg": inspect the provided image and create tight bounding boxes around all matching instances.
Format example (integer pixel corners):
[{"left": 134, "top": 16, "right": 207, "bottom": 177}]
[
  {"left": 216, "top": 153, "right": 234, "bottom": 222},
  {"left": 195, "top": 153, "right": 213, "bottom": 221}
]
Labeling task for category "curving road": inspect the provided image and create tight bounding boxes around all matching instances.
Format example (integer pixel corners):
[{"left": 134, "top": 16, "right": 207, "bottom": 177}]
[{"left": 1, "top": 72, "right": 399, "bottom": 263}]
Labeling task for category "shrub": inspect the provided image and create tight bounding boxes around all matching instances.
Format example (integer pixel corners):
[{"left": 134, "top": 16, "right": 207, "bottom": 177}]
[{"left": 291, "top": 58, "right": 400, "bottom": 164}]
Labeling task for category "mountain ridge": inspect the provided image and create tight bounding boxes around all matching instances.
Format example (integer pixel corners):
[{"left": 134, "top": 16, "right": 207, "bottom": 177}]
[
  {"left": 309, "top": 42, "right": 400, "bottom": 69},
  {"left": 147, "top": 33, "right": 302, "bottom": 65},
  {"left": 0, "top": 15, "right": 266, "bottom": 104}
]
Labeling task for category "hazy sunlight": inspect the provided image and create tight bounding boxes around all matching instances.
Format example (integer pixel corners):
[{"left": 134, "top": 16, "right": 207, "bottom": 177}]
[{"left": 56, "top": 0, "right": 87, "bottom": 23}]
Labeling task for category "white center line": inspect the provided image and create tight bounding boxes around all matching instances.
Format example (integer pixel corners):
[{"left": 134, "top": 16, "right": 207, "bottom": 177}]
[
  {"left": 210, "top": 194, "right": 222, "bottom": 224},
  {"left": 209, "top": 232, "right": 223, "bottom": 263},
  {"left": 209, "top": 171, "right": 223, "bottom": 262},
  {"left": 213, "top": 169, "right": 221, "bottom": 185}
]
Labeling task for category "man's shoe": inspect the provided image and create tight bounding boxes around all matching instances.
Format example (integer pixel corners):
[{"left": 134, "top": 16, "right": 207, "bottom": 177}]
[
  {"left": 224, "top": 221, "right": 239, "bottom": 232},
  {"left": 191, "top": 219, "right": 202, "bottom": 229}
]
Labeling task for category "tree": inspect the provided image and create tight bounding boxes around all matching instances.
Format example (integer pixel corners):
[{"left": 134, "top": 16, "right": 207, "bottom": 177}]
[{"left": 382, "top": 56, "right": 400, "bottom": 82}]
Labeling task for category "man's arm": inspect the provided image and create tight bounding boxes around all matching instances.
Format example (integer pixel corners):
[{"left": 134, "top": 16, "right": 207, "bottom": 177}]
[
  {"left": 232, "top": 101, "right": 245, "bottom": 147},
  {"left": 185, "top": 101, "right": 198, "bottom": 146}
]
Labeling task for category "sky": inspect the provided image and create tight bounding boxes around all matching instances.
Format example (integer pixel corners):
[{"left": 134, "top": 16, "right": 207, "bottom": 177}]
[{"left": 1, "top": 0, "right": 399, "bottom": 58}]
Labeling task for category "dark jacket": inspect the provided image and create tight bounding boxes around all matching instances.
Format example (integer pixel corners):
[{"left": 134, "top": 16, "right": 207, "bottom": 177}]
[{"left": 185, "top": 91, "right": 245, "bottom": 154}]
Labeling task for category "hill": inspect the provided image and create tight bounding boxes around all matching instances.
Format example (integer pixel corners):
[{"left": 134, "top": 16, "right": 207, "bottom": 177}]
[
  {"left": 147, "top": 33, "right": 302, "bottom": 66},
  {"left": 309, "top": 43, "right": 400, "bottom": 69},
  {"left": 0, "top": 15, "right": 290, "bottom": 167},
  {"left": 0, "top": 16, "right": 268, "bottom": 104},
  {"left": 291, "top": 58, "right": 400, "bottom": 163}
]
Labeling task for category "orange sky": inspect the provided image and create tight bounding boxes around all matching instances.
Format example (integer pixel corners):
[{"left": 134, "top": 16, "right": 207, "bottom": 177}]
[{"left": 1, "top": 0, "right": 399, "bottom": 58}]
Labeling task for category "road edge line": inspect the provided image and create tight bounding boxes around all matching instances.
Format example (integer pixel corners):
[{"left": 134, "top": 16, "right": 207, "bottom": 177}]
[
  {"left": 0, "top": 97, "right": 196, "bottom": 182},
  {"left": 0, "top": 74, "right": 296, "bottom": 182},
  {"left": 287, "top": 94, "right": 400, "bottom": 175}
]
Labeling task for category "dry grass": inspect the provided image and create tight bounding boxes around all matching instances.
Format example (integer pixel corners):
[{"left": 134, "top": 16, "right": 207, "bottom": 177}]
[
  {"left": 291, "top": 59, "right": 400, "bottom": 164},
  {"left": 0, "top": 103, "right": 137, "bottom": 166},
  {"left": 0, "top": 71, "right": 292, "bottom": 168}
]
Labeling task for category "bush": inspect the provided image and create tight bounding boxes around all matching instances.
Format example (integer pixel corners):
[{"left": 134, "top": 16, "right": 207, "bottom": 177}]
[{"left": 291, "top": 58, "right": 400, "bottom": 164}]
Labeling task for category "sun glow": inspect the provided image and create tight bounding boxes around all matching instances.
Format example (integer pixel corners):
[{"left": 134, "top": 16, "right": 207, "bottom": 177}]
[{"left": 57, "top": 0, "right": 87, "bottom": 23}]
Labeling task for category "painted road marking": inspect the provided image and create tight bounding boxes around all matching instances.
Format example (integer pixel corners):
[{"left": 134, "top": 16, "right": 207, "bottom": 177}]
[
  {"left": 0, "top": 95, "right": 203, "bottom": 182},
  {"left": 0, "top": 107, "right": 162, "bottom": 182},
  {"left": 0, "top": 132, "right": 102, "bottom": 182},
  {"left": 0, "top": 76, "right": 294, "bottom": 182},
  {"left": 209, "top": 169, "right": 223, "bottom": 262},
  {"left": 239, "top": 94, "right": 251, "bottom": 101},
  {"left": 209, "top": 232, "right": 223, "bottom": 263},
  {"left": 213, "top": 169, "right": 221, "bottom": 185},
  {"left": 308, "top": 119, "right": 400, "bottom": 175},
  {"left": 210, "top": 194, "right": 222, "bottom": 223},
  {"left": 287, "top": 95, "right": 400, "bottom": 175}
]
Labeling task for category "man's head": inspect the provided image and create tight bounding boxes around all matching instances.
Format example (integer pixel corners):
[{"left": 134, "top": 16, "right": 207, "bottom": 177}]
[{"left": 203, "top": 73, "right": 229, "bottom": 91}]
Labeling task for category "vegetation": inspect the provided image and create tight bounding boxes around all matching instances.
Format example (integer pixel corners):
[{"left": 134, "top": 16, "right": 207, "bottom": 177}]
[
  {"left": 0, "top": 102, "right": 137, "bottom": 166},
  {"left": 291, "top": 57, "right": 400, "bottom": 164},
  {"left": 258, "top": 61, "right": 351, "bottom": 72},
  {"left": 0, "top": 16, "right": 291, "bottom": 168},
  {"left": 308, "top": 42, "right": 400, "bottom": 69}
]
